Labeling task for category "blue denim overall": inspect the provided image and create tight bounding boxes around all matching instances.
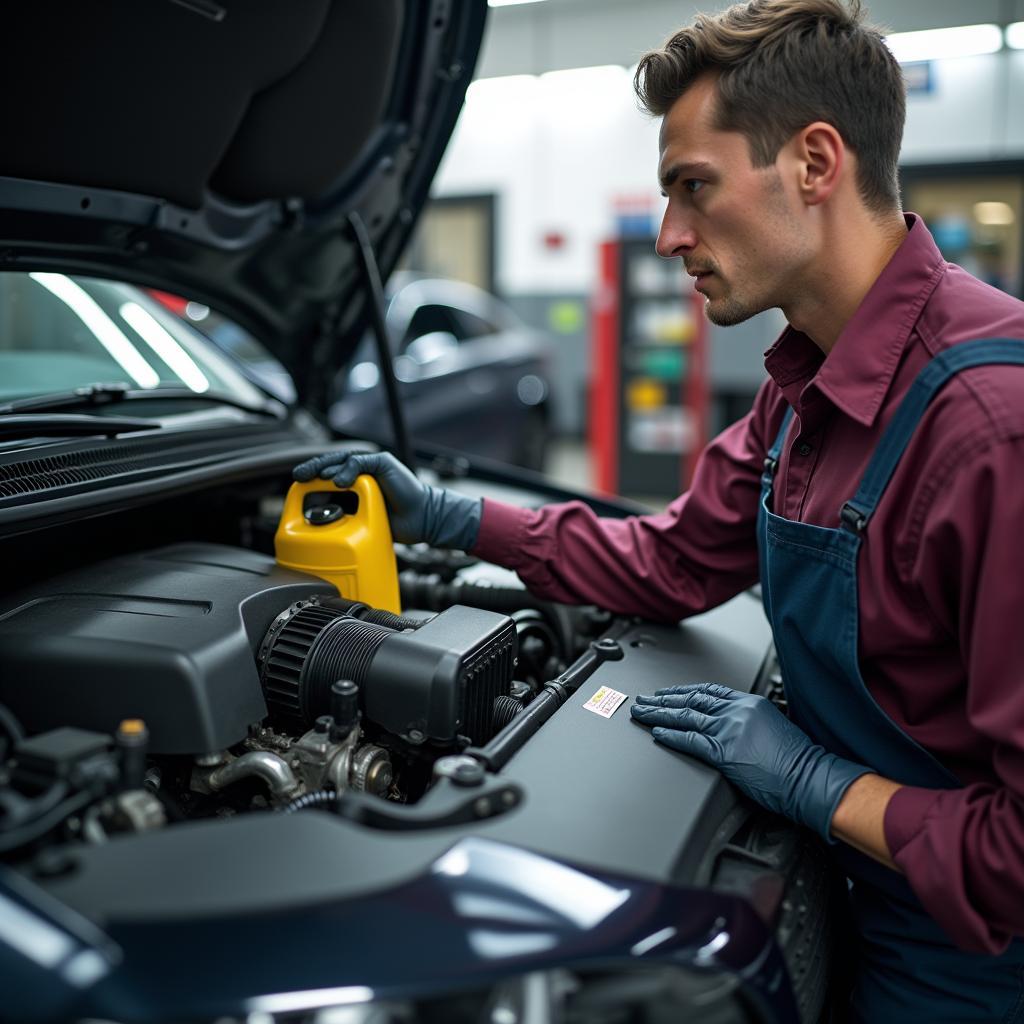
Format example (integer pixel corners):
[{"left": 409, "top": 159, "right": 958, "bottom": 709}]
[{"left": 757, "top": 338, "right": 1024, "bottom": 1021}]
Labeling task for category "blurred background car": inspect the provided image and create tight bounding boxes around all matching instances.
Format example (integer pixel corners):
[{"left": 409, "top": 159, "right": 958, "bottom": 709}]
[{"left": 152, "top": 273, "right": 554, "bottom": 471}]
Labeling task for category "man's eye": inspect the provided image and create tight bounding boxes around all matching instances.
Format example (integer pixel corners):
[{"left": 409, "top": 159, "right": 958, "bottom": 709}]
[{"left": 684, "top": 179, "right": 705, "bottom": 194}]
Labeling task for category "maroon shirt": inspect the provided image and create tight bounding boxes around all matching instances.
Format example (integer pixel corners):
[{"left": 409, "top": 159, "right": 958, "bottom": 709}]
[{"left": 474, "top": 216, "right": 1024, "bottom": 954}]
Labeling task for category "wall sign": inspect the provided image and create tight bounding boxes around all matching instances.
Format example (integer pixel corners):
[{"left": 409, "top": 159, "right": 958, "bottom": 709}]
[{"left": 902, "top": 61, "right": 933, "bottom": 95}]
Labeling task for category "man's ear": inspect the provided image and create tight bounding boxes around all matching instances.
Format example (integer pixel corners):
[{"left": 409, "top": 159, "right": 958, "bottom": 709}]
[{"left": 792, "top": 121, "right": 844, "bottom": 206}]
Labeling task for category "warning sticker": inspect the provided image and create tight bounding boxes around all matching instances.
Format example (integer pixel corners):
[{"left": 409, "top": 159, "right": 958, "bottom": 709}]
[{"left": 583, "top": 686, "right": 628, "bottom": 719}]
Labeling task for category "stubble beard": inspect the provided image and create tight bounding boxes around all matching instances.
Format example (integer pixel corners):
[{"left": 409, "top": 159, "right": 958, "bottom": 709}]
[
  {"left": 702, "top": 173, "right": 804, "bottom": 327},
  {"left": 704, "top": 167, "right": 806, "bottom": 325},
  {"left": 700, "top": 270, "right": 764, "bottom": 326},
  {"left": 703, "top": 289, "right": 760, "bottom": 327},
  {"left": 685, "top": 261, "right": 762, "bottom": 327}
]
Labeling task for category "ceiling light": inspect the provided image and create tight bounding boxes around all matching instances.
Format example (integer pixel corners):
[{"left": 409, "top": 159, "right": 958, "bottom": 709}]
[
  {"left": 540, "top": 64, "right": 628, "bottom": 85},
  {"left": 974, "top": 201, "right": 1016, "bottom": 226},
  {"left": 465, "top": 73, "right": 539, "bottom": 106},
  {"left": 1007, "top": 23, "right": 1024, "bottom": 49},
  {"left": 884, "top": 24, "right": 1002, "bottom": 63},
  {"left": 539, "top": 64, "right": 629, "bottom": 101}
]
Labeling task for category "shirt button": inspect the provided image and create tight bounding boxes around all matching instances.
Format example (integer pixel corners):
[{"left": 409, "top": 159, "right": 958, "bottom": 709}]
[{"left": 798, "top": 442, "right": 813, "bottom": 456}]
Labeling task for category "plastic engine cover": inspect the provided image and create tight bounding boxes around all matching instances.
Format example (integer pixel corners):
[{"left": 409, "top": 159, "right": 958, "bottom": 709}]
[{"left": 0, "top": 543, "right": 335, "bottom": 754}]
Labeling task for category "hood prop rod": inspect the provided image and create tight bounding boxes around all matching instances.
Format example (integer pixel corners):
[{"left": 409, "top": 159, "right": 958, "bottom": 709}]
[{"left": 348, "top": 211, "right": 414, "bottom": 472}]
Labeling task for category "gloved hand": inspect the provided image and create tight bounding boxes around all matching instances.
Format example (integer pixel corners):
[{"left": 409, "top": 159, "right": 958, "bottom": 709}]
[
  {"left": 630, "top": 682, "right": 872, "bottom": 842},
  {"left": 293, "top": 450, "right": 482, "bottom": 551}
]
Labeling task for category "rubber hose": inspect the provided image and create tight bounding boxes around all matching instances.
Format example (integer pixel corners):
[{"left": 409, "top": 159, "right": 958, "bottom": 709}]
[
  {"left": 492, "top": 694, "right": 526, "bottom": 731},
  {"left": 321, "top": 596, "right": 427, "bottom": 632},
  {"left": 399, "top": 573, "right": 575, "bottom": 655},
  {"left": 279, "top": 790, "right": 339, "bottom": 815}
]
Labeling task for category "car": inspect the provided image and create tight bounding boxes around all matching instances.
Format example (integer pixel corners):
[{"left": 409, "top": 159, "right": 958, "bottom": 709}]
[
  {"left": 153, "top": 273, "right": 554, "bottom": 471},
  {"left": 0, "top": 3, "right": 833, "bottom": 1023},
  {"left": 337, "top": 273, "right": 553, "bottom": 471}
]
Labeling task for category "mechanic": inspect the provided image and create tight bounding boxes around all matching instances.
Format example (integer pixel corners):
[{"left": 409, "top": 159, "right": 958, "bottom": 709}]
[{"left": 295, "top": 0, "right": 1024, "bottom": 1018}]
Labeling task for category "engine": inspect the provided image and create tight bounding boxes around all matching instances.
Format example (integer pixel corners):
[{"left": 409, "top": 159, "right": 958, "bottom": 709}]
[
  {"left": 0, "top": 538, "right": 836, "bottom": 1024},
  {"left": 0, "top": 542, "right": 555, "bottom": 842}
]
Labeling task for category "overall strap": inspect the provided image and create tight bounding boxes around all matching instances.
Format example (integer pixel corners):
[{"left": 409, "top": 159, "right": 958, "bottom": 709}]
[
  {"left": 763, "top": 405, "right": 795, "bottom": 480},
  {"left": 841, "top": 338, "right": 1024, "bottom": 533}
]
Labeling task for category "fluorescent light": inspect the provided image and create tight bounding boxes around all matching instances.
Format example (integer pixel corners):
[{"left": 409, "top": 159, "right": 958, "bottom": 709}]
[
  {"left": 488, "top": 0, "right": 548, "bottom": 6},
  {"left": 467, "top": 66, "right": 630, "bottom": 111},
  {"left": 1007, "top": 23, "right": 1024, "bottom": 49},
  {"left": 885, "top": 24, "right": 1002, "bottom": 63},
  {"left": 29, "top": 273, "right": 160, "bottom": 389},
  {"left": 537, "top": 65, "right": 631, "bottom": 131},
  {"left": 465, "top": 73, "right": 539, "bottom": 106},
  {"left": 974, "top": 201, "right": 1016, "bottom": 226},
  {"left": 119, "top": 302, "right": 210, "bottom": 393},
  {"left": 540, "top": 64, "right": 629, "bottom": 87},
  {"left": 539, "top": 64, "right": 630, "bottom": 106}
]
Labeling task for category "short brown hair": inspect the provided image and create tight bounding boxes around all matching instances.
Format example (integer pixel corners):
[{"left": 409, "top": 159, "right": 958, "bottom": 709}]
[{"left": 634, "top": 0, "right": 905, "bottom": 212}]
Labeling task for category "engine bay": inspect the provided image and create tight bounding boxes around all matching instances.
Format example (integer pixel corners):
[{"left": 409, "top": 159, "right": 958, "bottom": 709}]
[
  {"left": 0, "top": 471, "right": 833, "bottom": 1023},
  {"left": 0, "top": 537, "right": 615, "bottom": 837}
]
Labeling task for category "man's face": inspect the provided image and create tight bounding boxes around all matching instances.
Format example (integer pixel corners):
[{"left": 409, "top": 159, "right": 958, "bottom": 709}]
[{"left": 656, "top": 74, "right": 813, "bottom": 326}]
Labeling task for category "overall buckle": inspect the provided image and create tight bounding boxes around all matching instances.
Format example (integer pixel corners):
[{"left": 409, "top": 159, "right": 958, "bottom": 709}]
[{"left": 840, "top": 503, "right": 867, "bottom": 534}]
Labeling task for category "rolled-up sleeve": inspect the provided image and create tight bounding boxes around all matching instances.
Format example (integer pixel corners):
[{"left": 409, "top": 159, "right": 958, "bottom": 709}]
[
  {"left": 472, "top": 384, "right": 781, "bottom": 621},
  {"left": 884, "top": 435, "right": 1024, "bottom": 953}
]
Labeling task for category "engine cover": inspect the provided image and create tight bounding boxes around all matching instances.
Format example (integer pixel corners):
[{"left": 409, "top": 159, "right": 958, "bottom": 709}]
[{"left": 0, "top": 543, "right": 335, "bottom": 754}]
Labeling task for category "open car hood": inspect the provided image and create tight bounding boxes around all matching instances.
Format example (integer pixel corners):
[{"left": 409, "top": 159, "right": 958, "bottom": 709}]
[{"left": 0, "top": 0, "right": 487, "bottom": 411}]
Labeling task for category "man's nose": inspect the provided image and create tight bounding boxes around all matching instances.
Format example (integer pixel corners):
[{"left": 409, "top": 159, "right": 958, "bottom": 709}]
[{"left": 656, "top": 206, "right": 698, "bottom": 259}]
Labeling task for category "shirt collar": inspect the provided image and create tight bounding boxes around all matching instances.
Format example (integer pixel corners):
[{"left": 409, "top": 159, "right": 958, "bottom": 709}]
[{"left": 764, "top": 214, "right": 947, "bottom": 427}]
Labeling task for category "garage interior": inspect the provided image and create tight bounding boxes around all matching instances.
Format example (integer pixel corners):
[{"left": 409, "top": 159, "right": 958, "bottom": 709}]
[
  {"left": 2, "top": 1, "right": 1024, "bottom": 1021},
  {"left": 410, "top": 0, "right": 1024, "bottom": 503}
]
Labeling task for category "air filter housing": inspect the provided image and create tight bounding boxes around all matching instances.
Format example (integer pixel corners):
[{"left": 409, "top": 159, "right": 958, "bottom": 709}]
[{"left": 258, "top": 601, "right": 517, "bottom": 746}]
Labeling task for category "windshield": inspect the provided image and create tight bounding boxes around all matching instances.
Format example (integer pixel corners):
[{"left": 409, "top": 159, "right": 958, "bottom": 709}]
[{"left": 0, "top": 272, "right": 271, "bottom": 407}]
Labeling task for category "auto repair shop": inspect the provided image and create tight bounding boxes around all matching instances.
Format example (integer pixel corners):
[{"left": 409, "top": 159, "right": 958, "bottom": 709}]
[{"left": 1, "top": 2, "right": 1023, "bottom": 1023}]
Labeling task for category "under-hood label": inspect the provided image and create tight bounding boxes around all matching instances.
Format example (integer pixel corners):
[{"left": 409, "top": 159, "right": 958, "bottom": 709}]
[{"left": 583, "top": 686, "right": 628, "bottom": 719}]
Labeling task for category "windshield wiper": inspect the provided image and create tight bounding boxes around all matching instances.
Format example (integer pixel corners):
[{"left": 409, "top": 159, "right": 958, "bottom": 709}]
[
  {"left": 0, "top": 382, "right": 285, "bottom": 418},
  {"left": 0, "top": 413, "right": 160, "bottom": 441}
]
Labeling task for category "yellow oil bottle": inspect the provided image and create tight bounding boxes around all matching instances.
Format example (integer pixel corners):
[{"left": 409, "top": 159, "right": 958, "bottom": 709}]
[{"left": 274, "top": 475, "right": 401, "bottom": 613}]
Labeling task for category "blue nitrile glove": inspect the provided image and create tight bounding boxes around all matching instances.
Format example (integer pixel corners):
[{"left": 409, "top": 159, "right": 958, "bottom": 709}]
[
  {"left": 630, "top": 682, "right": 872, "bottom": 842},
  {"left": 293, "top": 450, "right": 482, "bottom": 551}
]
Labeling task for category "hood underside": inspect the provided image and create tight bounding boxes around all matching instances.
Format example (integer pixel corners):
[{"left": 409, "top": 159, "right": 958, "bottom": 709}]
[{"left": 0, "top": 0, "right": 487, "bottom": 410}]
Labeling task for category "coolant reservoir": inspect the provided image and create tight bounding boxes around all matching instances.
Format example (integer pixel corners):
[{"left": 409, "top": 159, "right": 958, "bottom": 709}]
[{"left": 275, "top": 475, "right": 401, "bottom": 613}]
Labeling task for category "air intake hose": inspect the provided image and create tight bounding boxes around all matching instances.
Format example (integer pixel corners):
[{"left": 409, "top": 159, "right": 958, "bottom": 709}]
[{"left": 258, "top": 599, "right": 518, "bottom": 746}]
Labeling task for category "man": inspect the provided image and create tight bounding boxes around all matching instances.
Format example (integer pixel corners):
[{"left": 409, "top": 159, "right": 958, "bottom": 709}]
[{"left": 296, "top": 0, "right": 1024, "bottom": 1017}]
